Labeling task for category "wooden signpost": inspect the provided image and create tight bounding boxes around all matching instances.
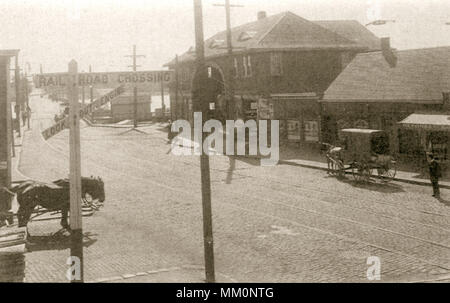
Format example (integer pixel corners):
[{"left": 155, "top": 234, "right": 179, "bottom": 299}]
[
  {"left": 36, "top": 60, "right": 125, "bottom": 282},
  {"left": 68, "top": 60, "right": 83, "bottom": 282}
]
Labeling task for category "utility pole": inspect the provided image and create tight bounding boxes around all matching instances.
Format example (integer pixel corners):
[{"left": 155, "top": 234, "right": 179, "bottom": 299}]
[
  {"left": 68, "top": 59, "right": 83, "bottom": 283},
  {"left": 173, "top": 54, "right": 179, "bottom": 121},
  {"left": 213, "top": 1, "right": 243, "bottom": 119},
  {"left": 161, "top": 72, "right": 165, "bottom": 120},
  {"left": 125, "top": 45, "right": 145, "bottom": 128},
  {"left": 193, "top": 0, "right": 215, "bottom": 283},
  {"left": 81, "top": 72, "right": 85, "bottom": 105}
]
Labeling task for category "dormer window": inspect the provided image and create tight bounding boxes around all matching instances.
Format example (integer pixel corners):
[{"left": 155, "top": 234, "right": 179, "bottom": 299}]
[
  {"left": 209, "top": 39, "right": 225, "bottom": 49},
  {"left": 238, "top": 31, "right": 257, "bottom": 42}
]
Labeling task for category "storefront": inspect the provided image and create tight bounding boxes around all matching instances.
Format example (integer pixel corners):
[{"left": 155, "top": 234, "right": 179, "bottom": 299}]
[
  {"left": 267, "top": 93, "right": 321, "bottom": 145},
  {"left": 399, "top": 113, "right": 450, "bottom": 174},
  {"left": 399, "top": 113, "right": 450, "bottom": 156}
]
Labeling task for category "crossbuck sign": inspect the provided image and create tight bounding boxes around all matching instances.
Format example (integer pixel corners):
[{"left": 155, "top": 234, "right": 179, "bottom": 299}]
[{"left": 41, "top": 85, "right": 125, "bottom": 140}]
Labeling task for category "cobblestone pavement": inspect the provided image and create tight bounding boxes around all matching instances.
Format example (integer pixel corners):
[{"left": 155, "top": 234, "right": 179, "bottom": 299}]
[{"left": 4, "top": 92, "right": 450, "bottom": 282}]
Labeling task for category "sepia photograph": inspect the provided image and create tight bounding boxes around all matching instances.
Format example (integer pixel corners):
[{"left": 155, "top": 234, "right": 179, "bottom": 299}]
[{"left": 0, "top": 0, "right": 449, "bottom": 288}]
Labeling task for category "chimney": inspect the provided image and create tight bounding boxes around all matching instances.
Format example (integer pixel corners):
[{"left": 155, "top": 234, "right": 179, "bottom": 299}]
[
  {"left": 380, "top": 37, "right": 397, "bottom": 68},
  {"left": 443, "top": 91, "right": 450, "bottom": 111},
  {"left": 257, "top": 11, "right": 267, "bottom": 20}
]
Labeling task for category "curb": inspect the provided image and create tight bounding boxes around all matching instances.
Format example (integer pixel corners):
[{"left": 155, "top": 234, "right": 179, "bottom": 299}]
[
  {"left": 82, "top": 118, "right": 155, "bottom": 129},
  {"left": 278, "top": 159, "right": 450, "bottom": 190}
]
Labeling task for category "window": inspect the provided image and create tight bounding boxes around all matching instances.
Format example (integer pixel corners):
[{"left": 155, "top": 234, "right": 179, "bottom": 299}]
[
  {"left": 233, "top": 58, "right": 239, "bottom": 78},
  {"left": 207, "top": 66, "right": 212, "bottom": 78},
  {"left": 209, "top": 39, "right": 224, "bottom": 49},
  {"left": 243, "top": 55, "right": 252, "bottom": 77},
  {"left": 247, "top": 56, "right": 252, "bottom": 77},
  {"left": 270, "top": 52, "right": 283, "bottom": 76},
  {"left": 182, "top": 68, "right": 189, "bottom": 81},
  {"left": 243, "top": 56, "right": 248, "bottom": 77},
  {"left": 238, "top": 31, "right": 257, "bottom": 42}
]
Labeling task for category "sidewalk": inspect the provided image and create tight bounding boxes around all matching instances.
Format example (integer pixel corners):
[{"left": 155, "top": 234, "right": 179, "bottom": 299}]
[
  {"left": 277, "top": 145, "right": 450, "bottom": 189},
  {"left": 83, "top": 116, "right": 156, "bottom": 129},
  {"left": 150, "top": 123, "right": 449, "bottom": 189}
]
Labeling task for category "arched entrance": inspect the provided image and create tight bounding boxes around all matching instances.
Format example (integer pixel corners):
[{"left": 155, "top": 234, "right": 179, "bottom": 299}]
[{"left": 191, "top": 64, "right": 225, "bottom": 122}]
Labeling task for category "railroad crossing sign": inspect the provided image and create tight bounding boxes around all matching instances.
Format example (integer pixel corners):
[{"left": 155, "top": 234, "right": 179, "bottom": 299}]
[
  {"left": 34, "top": 70, "right": 173, "bottom": 91},
  {"left": 41, "top": 85, "right": 125, "bottom": 140}
]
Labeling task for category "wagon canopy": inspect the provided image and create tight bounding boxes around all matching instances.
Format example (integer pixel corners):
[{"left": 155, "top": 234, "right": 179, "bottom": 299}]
[
  {"left": 338, "top": 128, "right": 389, "bottom": 162},
  {"left": 398, "top": 113, "right": 450, "bottom": 131}
]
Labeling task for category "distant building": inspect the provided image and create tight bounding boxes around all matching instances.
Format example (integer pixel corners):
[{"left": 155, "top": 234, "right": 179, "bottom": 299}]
[
  {"left": 110, "top": 93, "right": 152, "bottom": 123},
  {"left": 321, "top": 44, "right": 450, "bottom": 161},
  {"left": 165, "top": 11, "right": 379, "bottom": 145}
]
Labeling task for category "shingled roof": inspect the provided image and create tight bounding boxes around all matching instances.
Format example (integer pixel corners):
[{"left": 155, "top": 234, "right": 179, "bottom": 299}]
[
  {"left": 166, "top": 12, "right": 368, "bottom": 66},
  {"left": 314, "top": 20, "right": 381, "bottom": 52},
  {"left": 322, "top": 46, "right": 450, "bottom": 103}
]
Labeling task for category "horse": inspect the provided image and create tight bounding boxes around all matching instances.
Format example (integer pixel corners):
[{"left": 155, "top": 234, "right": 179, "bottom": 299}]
[
  {"left": 321, "top": 142, "right": 343, "bottom": 175},
  {"left": 9, "top": 176, "right": 105, "bottom": 230}
]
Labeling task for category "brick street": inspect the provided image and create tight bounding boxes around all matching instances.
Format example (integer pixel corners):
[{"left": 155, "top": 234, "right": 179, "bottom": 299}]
[{"left": 6, "top": 92, "right": 449, "bottom": 282}]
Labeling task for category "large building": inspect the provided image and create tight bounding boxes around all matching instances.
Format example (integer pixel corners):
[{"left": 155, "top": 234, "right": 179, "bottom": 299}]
[
  {"left": 321, "top": 44, "right": 450, "bottom": 162},
  {"left": 165, "top": 11, "right": 380, "bottom": 145}
]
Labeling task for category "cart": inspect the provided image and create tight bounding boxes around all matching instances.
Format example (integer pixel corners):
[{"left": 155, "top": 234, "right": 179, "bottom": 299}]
[{"left": 326, "top": 128, "right": 397, "bottom": 182}]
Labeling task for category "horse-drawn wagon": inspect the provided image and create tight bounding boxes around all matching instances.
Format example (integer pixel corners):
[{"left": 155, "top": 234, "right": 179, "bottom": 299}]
[{"left": 325, "top": 128, "right": 397, "bottom": 182}]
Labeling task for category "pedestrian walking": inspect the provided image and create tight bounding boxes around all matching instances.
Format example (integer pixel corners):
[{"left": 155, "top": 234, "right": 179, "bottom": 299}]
[
  {"left": 21, "top": 110, "right": 27, "bottom": 126},
  {"left": 167, "top": 119, "right": 174, "bottom": 143},
  {"left": 428, "top": 153, "right": 442, "bottom": 198}
]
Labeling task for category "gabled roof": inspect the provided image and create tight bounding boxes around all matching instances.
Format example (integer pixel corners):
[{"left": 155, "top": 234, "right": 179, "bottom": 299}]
[
  {"left": 314, "top": 20, "right": 381, "bottom": 52},
  {"left": 322, "top": 46, "right": 450, "bottom": 103},
  {"left": 166, "top": 12, "right": 366, "bottom": 66}
]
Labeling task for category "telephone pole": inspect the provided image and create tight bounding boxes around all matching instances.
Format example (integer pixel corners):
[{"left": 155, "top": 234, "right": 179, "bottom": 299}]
[
  {"left": 213, "top": 1, "right": 243, "bottom": 119},
  {"left": 125, "top": 45, "right": 145, "bottom": 128},
  {"left": 193, "top": 0, "right": 215, "bottom": 283}
]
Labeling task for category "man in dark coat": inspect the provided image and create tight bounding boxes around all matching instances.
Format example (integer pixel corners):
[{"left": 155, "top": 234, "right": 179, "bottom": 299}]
[{"left": 428, "top": 153, "right": 442, "bottom": 198}]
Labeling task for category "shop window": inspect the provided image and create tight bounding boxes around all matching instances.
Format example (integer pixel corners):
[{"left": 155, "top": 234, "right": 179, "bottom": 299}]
[
  {"left": 304, "top": 120, "right": 319, "bottom": 142},
  {"left": 270, "top": 52, "right": 283, "bottom": 76}
]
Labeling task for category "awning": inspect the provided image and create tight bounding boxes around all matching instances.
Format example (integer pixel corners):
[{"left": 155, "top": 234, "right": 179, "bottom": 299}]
[
  {"left": 398, "top": 113, "right": 450, "bottom": 131},
  {"left": 270, "top": 92, "right": 318, "bottom": 100}
]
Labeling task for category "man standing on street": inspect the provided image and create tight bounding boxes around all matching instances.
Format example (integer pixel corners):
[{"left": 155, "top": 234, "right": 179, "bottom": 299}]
[{"left": 428, "top": 153, "right": 442, "bottom": 198}]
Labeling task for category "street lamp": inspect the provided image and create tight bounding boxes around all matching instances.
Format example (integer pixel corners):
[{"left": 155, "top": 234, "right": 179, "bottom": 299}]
[{"left": 366, "top": 20, "right": 396, "bottom": 26}]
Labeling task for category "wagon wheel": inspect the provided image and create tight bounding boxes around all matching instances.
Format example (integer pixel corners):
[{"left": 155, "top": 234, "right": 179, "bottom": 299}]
[
  {"left": 377, "top": 161, "right": 397, "bottom": 182},
  {"left": 352, "top": 162, "right": 371, "bottom": 182}
]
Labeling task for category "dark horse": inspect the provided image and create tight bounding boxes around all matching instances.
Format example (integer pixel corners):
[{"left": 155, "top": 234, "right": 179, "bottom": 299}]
[{"left": 9, "top": 177, "right": 105, "bottom": 229}]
